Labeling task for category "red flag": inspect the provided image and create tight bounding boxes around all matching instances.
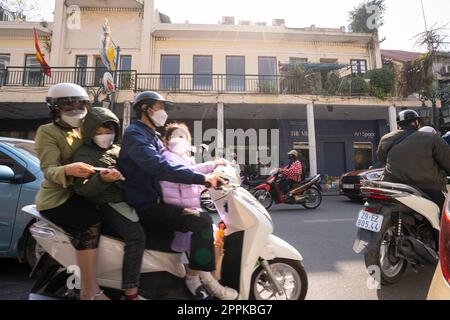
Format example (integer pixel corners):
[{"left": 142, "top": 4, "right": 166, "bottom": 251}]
[{"left": 33, "top": 28, "right": 51, "bottom": 77}]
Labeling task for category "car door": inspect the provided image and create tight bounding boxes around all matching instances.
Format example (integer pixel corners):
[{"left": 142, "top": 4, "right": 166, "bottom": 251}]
[{"left": 0, "top": 147, "right": 26, "bottom": 251}]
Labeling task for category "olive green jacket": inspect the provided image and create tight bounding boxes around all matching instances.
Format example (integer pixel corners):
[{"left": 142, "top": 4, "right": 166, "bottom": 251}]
[
  {"left": 35, "top": 122, "right": 83, "bottom": 211},
  {"left": 377, "top": 129, "right": 450, "bottom": 190}
]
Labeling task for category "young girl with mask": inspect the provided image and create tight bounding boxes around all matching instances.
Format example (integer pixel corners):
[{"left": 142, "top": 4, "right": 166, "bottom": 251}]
[
  {"left": 160, "top": 123, "right": 238, "bottom": 300},
  {"left": 73, "top": 107, "right": 146, "bottom": 300}
]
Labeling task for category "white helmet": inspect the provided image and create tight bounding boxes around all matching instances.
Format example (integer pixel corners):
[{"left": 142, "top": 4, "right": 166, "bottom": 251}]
[
  {"left": 419, "top": 126, "right": 438, "bottom": 135},
  {"left": 46, "top": 83, "right": 89, "bottom": 108}
]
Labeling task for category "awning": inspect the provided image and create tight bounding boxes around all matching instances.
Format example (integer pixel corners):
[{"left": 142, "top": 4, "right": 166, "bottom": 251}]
[{"left": 280, "top": 62, "right": 349, "bottom": 72}]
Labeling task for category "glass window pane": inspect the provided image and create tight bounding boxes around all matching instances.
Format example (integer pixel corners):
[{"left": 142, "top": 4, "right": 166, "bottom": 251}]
[
  {"left": 258, "top": 57, "right": 277, "bottom": 93},
  {"left": 95, "top": 57, "right": 108, "bottom": 87},
  {"left": 193, "top": 55, "right": 212, "bottom": 90},
  {"left": 24, "top": 54, "right": 42, "bottom": 86},
  {"left": 75, "top": 55, "right": 87, "bottom": 86},
  {"left": 354, "top": 142, "right": 373, "bottom": 170},
  {"left": 0, "top": 54, "right": 10, "bottom": 85},
  {"left": 119, "top": 55, "right": 133, "bottom": 89},
  {"left": 161, "top": 55, "right": 180, "bottom": 90},
  {"left": 226, "top": 56, "right": 245, "bottom": 91}
]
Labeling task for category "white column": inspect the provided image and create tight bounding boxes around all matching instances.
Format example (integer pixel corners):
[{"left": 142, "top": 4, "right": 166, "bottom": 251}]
[
  {"left": 50, "top": 0, "right": 66, "bottom": 66},
  {"left": 217, "top": 102, "right": 224, "bottom": 158},
  {"left": 140, "top": 0, "right": 154, "bottom": 73},
  {"left": 388, "top": 106, "right": 397, "bottom": 132},
  {"left": 307, "top": 103, "right": 318, "bottom": 176}
]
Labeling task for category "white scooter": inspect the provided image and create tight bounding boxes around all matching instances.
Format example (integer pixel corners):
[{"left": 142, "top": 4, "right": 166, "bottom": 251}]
[
  {"left": 26, "top": 164, "right": 308, "bottom": 300},
  {"left": 353, "top": 180, "right": 441, "bottom": 285}
]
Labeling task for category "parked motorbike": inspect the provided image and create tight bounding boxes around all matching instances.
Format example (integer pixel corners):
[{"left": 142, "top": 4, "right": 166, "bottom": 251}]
[
  {"left": 252, "top": 169, "right": 322, "bottom": 210},
  {"left": 26, "top": 164, "right": 308, "bottom": 300},
  {"left": 353, "top": 180, "right": 441, "bottom": 285}
]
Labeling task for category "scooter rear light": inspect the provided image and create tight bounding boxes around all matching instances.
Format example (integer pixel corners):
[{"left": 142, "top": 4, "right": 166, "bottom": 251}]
[
  {"left": 363, "top": 206, "right": 381, "bottom": 214},
  {"left": 440, "top": 197, "right": 450, "bottom": 285},
  {"left": 364, "top": 188, "right": 394, "bottom": 201}
]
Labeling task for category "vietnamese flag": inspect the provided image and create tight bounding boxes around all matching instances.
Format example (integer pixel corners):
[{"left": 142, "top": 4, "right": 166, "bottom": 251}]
[{"left": 33, "top": 28, "right": 51, "bottom": 77}]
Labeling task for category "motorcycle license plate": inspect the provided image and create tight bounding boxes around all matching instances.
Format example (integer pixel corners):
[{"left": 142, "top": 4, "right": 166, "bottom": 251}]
[
  {"left": 343, "top": 184, "right": 355, "bottom": 189},
  {"left": 356, "top": 210, "right": 384, "bottom": 233}
]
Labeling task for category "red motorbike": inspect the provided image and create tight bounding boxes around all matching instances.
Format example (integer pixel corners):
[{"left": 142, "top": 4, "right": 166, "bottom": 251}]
[{"left": 252, "top": 169, "right": 322, "bottom": 210}]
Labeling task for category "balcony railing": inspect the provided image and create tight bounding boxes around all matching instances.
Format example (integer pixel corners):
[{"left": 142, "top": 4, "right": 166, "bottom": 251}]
[
  {"left": 1, "top": 67, "right": 137, "bottom": 90},
  {"left": 0, "top": 67, "right": 377, "bottom": 97}
]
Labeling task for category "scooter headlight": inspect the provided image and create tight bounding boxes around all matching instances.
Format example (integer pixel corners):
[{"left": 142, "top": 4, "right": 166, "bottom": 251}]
[{"left": 29, "top": 225, "right": 55, "bottom": 239}]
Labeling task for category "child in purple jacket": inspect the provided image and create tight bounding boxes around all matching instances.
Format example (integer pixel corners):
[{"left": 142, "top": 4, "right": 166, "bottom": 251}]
[{"left": 160, "top": 123, "right": 238, "bottom": 300}]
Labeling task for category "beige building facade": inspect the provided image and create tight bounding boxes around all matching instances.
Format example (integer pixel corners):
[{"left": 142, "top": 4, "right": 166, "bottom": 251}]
[{"left": 0, "top": 0, "right": 424, "bottom": 181}]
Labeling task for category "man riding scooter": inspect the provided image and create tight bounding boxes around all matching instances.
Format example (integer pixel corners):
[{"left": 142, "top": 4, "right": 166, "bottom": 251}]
[
  {"left": 279, "top": 150, "right": 303, "bottom": 194},
  {"left": 377, "top": 109, "right": 450, "bottom": 212},
  {"left": 118, "top": 91, "right": 231, "bottom": 300}
]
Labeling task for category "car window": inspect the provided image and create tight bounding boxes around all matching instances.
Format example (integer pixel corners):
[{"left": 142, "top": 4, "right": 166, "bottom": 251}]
[
  {"left": 3, "top": 142, "right": 38, "bottom": 163},
  {"left": 0, "top": 151, "right": 24, "bottom": 175}
]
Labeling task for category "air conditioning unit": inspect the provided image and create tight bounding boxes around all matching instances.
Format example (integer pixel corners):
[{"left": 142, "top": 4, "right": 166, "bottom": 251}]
[
  {"left": 442, "top": 65, "right": 450, "bottom": 75},
  {"left": 272, "top": 19, "right": 285, "bottom": 26},
  {"left": 222, "top": 16, "right": 235, "bottom": 25},
  {"left": 238, "top": 20, "right": 251, "bottom": 25}
]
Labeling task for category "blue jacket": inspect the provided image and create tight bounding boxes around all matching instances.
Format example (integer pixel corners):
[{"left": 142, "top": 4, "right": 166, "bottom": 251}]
[{"left": 118, "top": 121, "right": 206, "bottom": 212}]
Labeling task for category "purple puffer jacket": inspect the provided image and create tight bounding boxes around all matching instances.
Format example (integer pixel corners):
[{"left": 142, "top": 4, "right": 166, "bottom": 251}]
[{"left": 160, "top": 150, "right": 215, "bottom": 210}]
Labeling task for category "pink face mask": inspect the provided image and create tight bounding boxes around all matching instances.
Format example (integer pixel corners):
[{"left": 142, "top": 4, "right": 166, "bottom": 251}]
[{"left": 168, "top": 129, "right": 192, "bottom": 156}]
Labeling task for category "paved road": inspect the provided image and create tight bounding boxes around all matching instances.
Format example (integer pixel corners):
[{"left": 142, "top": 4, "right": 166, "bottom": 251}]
[{"left": 0, "top": 196, "right": 435, "bottom": 300}]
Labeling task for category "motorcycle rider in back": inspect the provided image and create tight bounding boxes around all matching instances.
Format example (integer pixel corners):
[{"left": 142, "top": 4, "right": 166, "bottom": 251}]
[
  {"left": 279, "top": 150, "right": 303, "bottom": 194},
  {"left": 118, "top": 91, "right": 224, "bottom": 300},
  {"left": 159, "top": 122, "right": 238, "bottom": 300},
  {"left": 377, "top": 110, "right": 450, "bottom": 212}
]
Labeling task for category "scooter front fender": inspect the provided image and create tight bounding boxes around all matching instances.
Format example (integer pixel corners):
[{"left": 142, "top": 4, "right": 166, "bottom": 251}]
[
  {"left": 255, "top": 184, "right": 270, "bottom": 192},
  {"left": 353, "top": 228, "right": 376, "bottom": 254},
  {"left": 260, "top": 235, "right": 303, "bottom": 262}
]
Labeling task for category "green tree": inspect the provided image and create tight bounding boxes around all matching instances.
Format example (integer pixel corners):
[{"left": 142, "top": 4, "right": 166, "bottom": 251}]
[
  {"left": 348, "top": 0, "right": 386, "bottom": 33},
  {"left": 0, "top": 0, "right": 39, "bottom": 21}
]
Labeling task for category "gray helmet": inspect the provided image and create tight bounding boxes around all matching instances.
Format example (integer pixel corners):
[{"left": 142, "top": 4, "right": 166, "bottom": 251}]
[
  {"left": 397, "top": 110, "right": 420, "bottom": 125},
  {"left": 133, "top": 91, "right": 173, "bottom": 116}
]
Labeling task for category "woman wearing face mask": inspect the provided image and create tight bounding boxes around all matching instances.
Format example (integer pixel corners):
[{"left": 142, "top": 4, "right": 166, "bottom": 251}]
[
  {"left": 159, "top": 123, "right": 238, "bottom": 300},
  {"left": 72, "top": 107, "right": 146, "bottom": 300},
  {"left": 35, "top": 83, "right": 108, "bottom": 300}
]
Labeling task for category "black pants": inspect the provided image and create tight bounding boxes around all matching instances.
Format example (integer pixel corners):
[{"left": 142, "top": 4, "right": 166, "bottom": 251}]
[
  {"left": 40, "top": 195, "right": 102, "bottom": 250},
  {"left": 279, "top": 179, "right": 295, "bottom": 194},
  {"left": 100, "top": 204, "right": 146, "bottom": 290},
  {"left": 422, "top": 189, "right": 446, "bottom": 214},
  {"left": 138, "top": 204, "right": 215, "bottom": 272}
]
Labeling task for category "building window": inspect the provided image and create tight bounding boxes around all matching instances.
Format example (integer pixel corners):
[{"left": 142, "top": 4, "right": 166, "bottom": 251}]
[
  {"left": 354, "top": 142, "right": 373, "bottom": 170},
  {"left": 75, "top": 55, "right": 88, "bottom": 86},
  {"left": 226, "top": 56, "right": 245, "bottom": 91},
  {"left": 320, "top": 58, "right": 338, "bottom": 64},
  {"left": 0, "top": 54, "right": 10, "bottom": 85},
  {"left": 160, "top": 55, "right": 180, "bottom": 91},
  {"left": 351, "top": 59, "right": 367, "bottom": 75},
  {"left": 24, "top": 54, "right": 42, "bottom": 86},
  {"left": 95, "top": 56, "right": 108, "bottom": 87},
  {"left": 289, "top": 57, "right": 308, "bottom": 67},
  {"left": 119, "top": 55, "right": 133, "bottom": 89},
  {"left": 258, "top": 56, "right": 278, "bottom": 93},
  {"left": 193, "top": 55, "right": 212, "bottom": 91}
]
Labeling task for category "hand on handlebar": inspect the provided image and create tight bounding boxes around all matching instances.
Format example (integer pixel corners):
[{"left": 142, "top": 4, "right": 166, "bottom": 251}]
[{"left": 205, "top": 173, "right": 227, "bottom": 189}]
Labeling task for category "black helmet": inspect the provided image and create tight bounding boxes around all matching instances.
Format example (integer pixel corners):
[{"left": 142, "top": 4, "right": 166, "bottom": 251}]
[
  {"left": 133, "top": 91, "right": 173, "bottom": 116},
  {"left": 397, "top": 110, "right": 420, "bottom": 125}
]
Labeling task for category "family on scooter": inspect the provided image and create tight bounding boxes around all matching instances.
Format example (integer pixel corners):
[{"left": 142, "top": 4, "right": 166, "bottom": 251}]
[{"left": 32, "top": 83, "right": 238, "bottom": 301}]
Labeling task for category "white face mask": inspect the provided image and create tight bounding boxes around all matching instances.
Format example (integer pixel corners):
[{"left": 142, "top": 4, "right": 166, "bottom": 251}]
[
  {"left": 150, "top": 109, "right": 168, "bottom": 127},
  {"left": 61, "top": 110, "right": 87, "bottom": 128},
  {"left": 93, "top": 134, "right": 115, "bottom": 149}
]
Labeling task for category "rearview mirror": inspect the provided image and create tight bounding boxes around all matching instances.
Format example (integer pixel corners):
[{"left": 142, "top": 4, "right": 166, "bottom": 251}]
[{"left": 0, "top": 165, "right": 15, "bottom": 181}]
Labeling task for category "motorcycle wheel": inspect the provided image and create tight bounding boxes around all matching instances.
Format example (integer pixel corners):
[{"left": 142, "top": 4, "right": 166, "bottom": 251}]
[
  {"left": 364, "top": 219, "right": 408, "bottom": 285},
  {"left": 200, "top": 190, "right": 217, "bottom": 214},
  {"left": 302, "top": 187, "right": 322, "bottom": 210},
  {"left": 253, "top": 189, "right": 274, "bottom": 210},
  {"left": 249, "top": 258, "right": 308, "bottom": 300}
]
